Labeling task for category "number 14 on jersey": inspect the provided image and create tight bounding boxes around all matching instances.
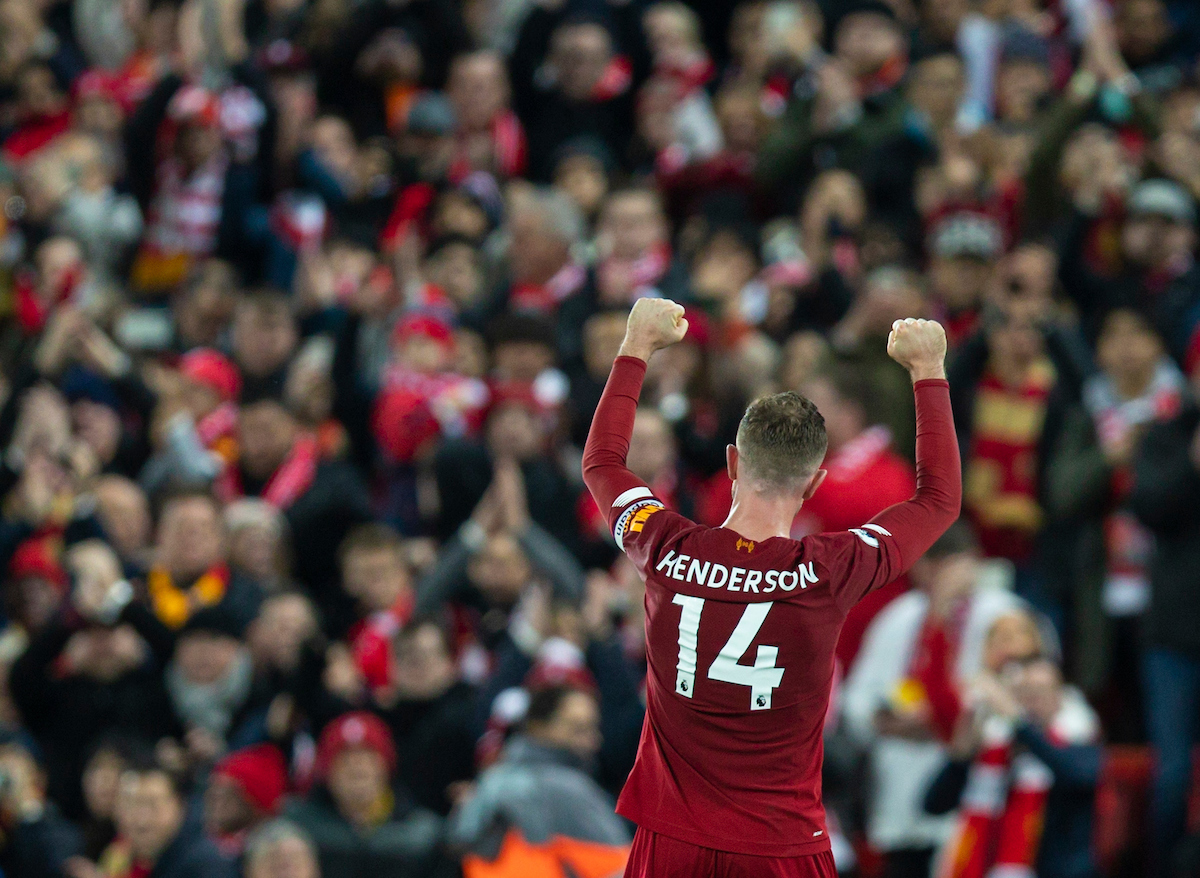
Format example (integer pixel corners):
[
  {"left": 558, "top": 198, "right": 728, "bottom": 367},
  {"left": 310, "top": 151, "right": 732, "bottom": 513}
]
[{"left": 672, "top": 594, "right": 784, "bottom": 710}]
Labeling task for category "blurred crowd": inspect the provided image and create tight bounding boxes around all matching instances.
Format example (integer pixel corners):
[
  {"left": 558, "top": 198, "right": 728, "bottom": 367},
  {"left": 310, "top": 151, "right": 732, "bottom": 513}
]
[{"left": 1, "top": 0, "right": 1200, "bottom": 876}]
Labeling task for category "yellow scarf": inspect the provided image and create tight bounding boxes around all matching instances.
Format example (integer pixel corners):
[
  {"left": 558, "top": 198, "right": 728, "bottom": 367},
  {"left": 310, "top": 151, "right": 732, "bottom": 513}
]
[{"left": 146, "top": 565, "right": 228, "bottom": 629}]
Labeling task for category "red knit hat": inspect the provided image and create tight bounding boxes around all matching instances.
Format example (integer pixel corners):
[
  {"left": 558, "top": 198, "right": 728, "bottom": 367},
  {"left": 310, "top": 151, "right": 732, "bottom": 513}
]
[
  {"left": 179, "top": 348, "right": 242, "bottom": 402},
  {"left": 212, "top": 744, "right": 288, "bottom": 815},
  {"left": 9, "top": 538, "right": 67, "bottom": 590},
  {"left": 315, "top": 712, "right": 396, "bottom": 780},
  {"left": 391, "top": 313, "right": 454, "bottom": 351}
]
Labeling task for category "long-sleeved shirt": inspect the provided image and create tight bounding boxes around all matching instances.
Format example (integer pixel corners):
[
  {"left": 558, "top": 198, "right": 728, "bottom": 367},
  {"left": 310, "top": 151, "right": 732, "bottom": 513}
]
[{"left": 580, "top": 355, "right": 960, "bottom": 857}]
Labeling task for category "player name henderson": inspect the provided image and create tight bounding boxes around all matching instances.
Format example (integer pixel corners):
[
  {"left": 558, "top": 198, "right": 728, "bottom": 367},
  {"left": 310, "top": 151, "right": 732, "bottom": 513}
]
[{"left": 653, "top": 549, "right": 821, "bottom": 594}]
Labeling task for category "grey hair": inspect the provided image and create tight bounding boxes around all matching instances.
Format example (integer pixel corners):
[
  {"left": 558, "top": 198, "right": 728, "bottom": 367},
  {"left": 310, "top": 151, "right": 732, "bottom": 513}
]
[
  {"left": 244, "top": 819, "right": 317, "bottom": 867},
  {"left": 526, "top": 187, "right": 587, "bottom": 246}
]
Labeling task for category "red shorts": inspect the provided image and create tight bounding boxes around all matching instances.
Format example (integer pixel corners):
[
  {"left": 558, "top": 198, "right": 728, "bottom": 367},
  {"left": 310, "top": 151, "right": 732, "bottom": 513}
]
[{"left": 623, "top": 827, "right": 838, "bottom": 878}]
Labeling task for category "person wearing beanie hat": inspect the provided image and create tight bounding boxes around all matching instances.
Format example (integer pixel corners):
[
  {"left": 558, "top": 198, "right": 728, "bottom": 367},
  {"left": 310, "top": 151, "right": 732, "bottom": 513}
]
[
  {"left": 204, "top": 743, "right": 289, "bottom": 857},
  {"left": 287, "top": 712, "right": 444, "bottom": 877}
]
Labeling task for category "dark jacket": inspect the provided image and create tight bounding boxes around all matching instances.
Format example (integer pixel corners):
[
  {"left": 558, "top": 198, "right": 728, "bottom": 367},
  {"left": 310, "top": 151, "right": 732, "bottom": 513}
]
[
  {"left": 285, "top": 786, "right": 446, "bottom": 878},
  {"left": 0, "top": 802, "right": 83, "bottom": 878},
  {"left": 1128, "top": 405, "right": 1200, "bottom": 657},
  {"left": 925, "top": 721, "right": 1101, "bottom": 878},
  {"left": 141, "top": 827, "right": 236, "bottom": 878}
]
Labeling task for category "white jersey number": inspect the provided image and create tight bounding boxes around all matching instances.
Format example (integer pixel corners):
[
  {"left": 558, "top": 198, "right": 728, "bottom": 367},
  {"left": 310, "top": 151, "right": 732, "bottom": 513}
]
[{"left": 671, "top": 595, "right": 784, "bottom": 710}]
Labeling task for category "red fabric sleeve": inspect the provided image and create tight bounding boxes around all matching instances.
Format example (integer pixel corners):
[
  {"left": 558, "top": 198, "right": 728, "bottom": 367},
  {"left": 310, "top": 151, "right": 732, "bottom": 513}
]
[
  {"left": 581, "top": 356, "right": 651, "bottom": 526},
  {"left": 868, "top": 379, "right": 962, "bottom": 570}
]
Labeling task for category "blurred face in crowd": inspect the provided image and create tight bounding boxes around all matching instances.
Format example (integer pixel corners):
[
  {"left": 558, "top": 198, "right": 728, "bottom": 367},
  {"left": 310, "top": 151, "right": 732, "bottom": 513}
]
[
  {"left": 996, "top": 58, "right": 1050, "bottom": 124},
  {"left": 72, "top": 400, "right": 122, "bottom": 467},
  {"left": 1115, "top": 0, "right": 1171, "bottom": 65},
  {"left": 835, "top": 12, "right": 904, "bottom": 79},
  {"left": 393, "top": 622, "right": 456, "bottom": 699},
  {"left": 551, "top": 24, "right": 614, "bottom": 102},
  {"left": 626, "top": 409, "right": 675, "bottom": 483},
  {"left": 248, "top": 594, "right": 317, "bottom": 672},
  {"left": 35, "top": 236, "right": 84, "bottom": 300},
  {"left": 204, "top": 774, "right": 256, "bottom": 837},
  {"left": 82, "top": 747, "right": 125, "bottom": 821},
  {"left": 995, "top": 243, "right": 1057, "bottom": 305},
  {"left": 239, "top": 401, "right": 299, "bottom": 481},
  {"left": 425, "top": 241, "right": 484, "bottom": 309},
  {"left": 469, "top": 534, "right": 530, "bottom": 607},
  {"left": 599, "top": 191, "right": 667, "bottom": 261},
  {"left": 915, "top": 549, "right": 979, "bottom": 611},
  {"left": 801, "top": 375, "right": 863, "bottom": 452},
  {"left": 509, "top": 203, "right": 572, "bottom": 284},
  {"left": 65, "top": 626, "right": 146, "bottom": 682},
  {"left": 555, "top": 153, "right": 608, "bottom": 218},
  {"left": 1096, "top": 309, "right": 1164, "bottom": 392},
  {"left": 115, "top": 771, "right": 185, "bottom": 864},
  {"left": 234, "top": 300, "right": 298, "bottom": 378},
  {"left": 493, "top": 339, "right": 555, "bottom": 384},
  {"left": 983, "top": 611, "right": 1042, "bottom": 673},
  {"left": 1122, "top": 212, "right": 1197, "bottom": 270},
  {"left": 930, "top": 254, "right": 992, "bottom": 313},
  {"left": 16, "top": 64, "right": 66, "bottom": 118},
  {"left": 448, "top": 52, "right": 509, "bottom": 132},
  {"left": 342, "top": 545, "right": 411, "bottom": 613},
  {"left": 986, "top": 300, "right": 1045, "bottom": 376},
  {"left": 175, "top": 268, "right": 237, "bottom": 349},
  {"left": 906, "top": 54, "right": 963, "bottom": 131},
  {"left": 328, "top": 748, "right": 388, "bottom": 822},
  {"left": 583, "top": 311, "right": 629, "bottom": 380},
  {"left": 175, "top": 631, "right": 244, "bottom": 685},
  {"left": 485, "top": 402, "right": 542, "bottom": 460},
  {"left": 177, "top": 121, "right": 224, "bottom": 172},
  {"left": 310, "top": 116, "right": 358, "bottom": 191},
  {"left": 246, "top": 833, "right": 319, "bottom": 878},
  {"left": 158, "top": 496, "right": 225, "bottom": 581},
  {"left": 528, "top": 690, "right": 602, "bottom": 762},
  {"left": 228, "top": 517, "right": 285, "bottom": 583},
  {"left": 1012, "top": 659, "right": 1063, "bottom": 727}
]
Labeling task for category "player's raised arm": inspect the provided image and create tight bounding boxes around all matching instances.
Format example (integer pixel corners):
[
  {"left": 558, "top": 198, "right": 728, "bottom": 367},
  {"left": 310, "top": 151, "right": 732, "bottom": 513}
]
[
  {"left": 866, "top": 318, "right": 962, "bottom": 572},
  {"left": 581, "top": 299, "right": 689, "bottom": 521}
]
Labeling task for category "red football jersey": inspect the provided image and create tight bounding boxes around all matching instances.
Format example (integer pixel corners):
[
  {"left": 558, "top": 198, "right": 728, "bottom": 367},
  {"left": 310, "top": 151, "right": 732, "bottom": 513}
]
[{"left": 582, "top": 356, "right": 960, "bottom": 859}]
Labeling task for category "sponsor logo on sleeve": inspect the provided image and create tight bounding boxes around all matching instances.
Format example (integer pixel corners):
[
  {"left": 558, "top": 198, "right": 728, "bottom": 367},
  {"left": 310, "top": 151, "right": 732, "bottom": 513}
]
[
  {"left": 614, "top": 499, "right": 664, "bottom": 550},
  {"left": 850, "top": 523, "right": 892, "bottom": 549}
]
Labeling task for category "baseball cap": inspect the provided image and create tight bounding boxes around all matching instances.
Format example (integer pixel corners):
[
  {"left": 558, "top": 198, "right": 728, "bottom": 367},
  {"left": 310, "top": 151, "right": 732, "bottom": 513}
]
[
  {"left": 391, "top": 312, "right": 455, "bottom": 350},
  {"left": 179, "top": 348, "right": 242, "bottom": 403},
  {"left": 1128, "top": 179, "right": 1196, "bottom": 225},
  {"left": 930, "top": 212, "right": 1003, "bottom": 261}
]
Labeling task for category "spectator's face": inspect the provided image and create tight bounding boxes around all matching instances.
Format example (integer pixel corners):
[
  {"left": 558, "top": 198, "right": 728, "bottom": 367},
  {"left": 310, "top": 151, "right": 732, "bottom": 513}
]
[
  {"left": 996, "top": 58, "right": 1049, "bottom": 123},
  {"left": 510, "top": 207, "right": 571, "bottom": 283},
  {"left": 239, "top": 402, "right": 299, "bottom": 481},
  {"left": 68, "top": 626, "right": 146, "bottom": 681},
  {"left": 393, "top": 624, "right": 456, "bottom": 699},
  {"left": 583, "top": 312, "right": 629, "bottom": 381},
  {"left": 907, "top": 55, "right": 963, "bottom": 128},
  {"left": 432, "top": 192, "right": 490, "bottom": 241},
  {"left": 234, "top": 303, "right": 298, "bottom": 378},
  {"left": 835, "top": 13, "right": 903, "bottom": 79},
  {"left": 921, "top": 551, "right": 979, "bottom": 609},
  {"left": 342, "top": 547, "right": 410, "bottom": 613},
  {"left": 469, "top": 535, "right": 530, "bottom": 606},
  {"left": 229, "top": 520, "right": 284, "bottom": 583},
  {"left": 715, "top": 88, "right": 763, "bottom": 153},
  {"left": 310, "top": 116, "right": 357, "bottom": 189},
  {"left": 555, "top": 154, "right": 608, "bottom": 217},
  {"left": 203, "top": 774, "right": 255, "bottom": 837},
  {"left": 448, "top": 53, "right": 509, "bottom": 131},
  {"left": 94, "top": 479, "right": 151, "bottom": 561},
  {"left": 76, "top": 94, "right": 124, "bottom": 139},
  {"left": 425, "top": 242, "right": 484, "bottom": 308},
  {"left": 493, "top": 340, "right": 555, "bottom": 383},
  {"left": 248, "top": 594, "right": 316, "bottom": 671},
  {"left": 17, "top": 65, "right": 65, "bottom": 117},
  {"left": 72, "top": 400, "right": 122, "bottom": 466},
  {"left": 328, "top": 748, "right": 388, "bottom": 818},
  {"left": 1096, "top": 310, "right": 1164, "bottom": 386},
  {"left": 531, "top": 690, "right": 602, "bottom": 762},
  {"left": 158, "top": 497, "right": 225, "bottom": 580},
  {"left": 626, "top": 410, "right": 675, "bottom": 483},
  {"left": 177, "top": 122, "right": 223, "bottom": 170},
  {"left": 1116, "top": 0, "right": 1171, "bottom": 64},
  {"left": 115, "top": 772, "right": 185, "bottom": 864},
  {"left": 1012, "top": 660, "right": 1062, "bottom": 727},
  {"left": 175, "top": 281, "right": 236, "bottom": 349},
  {"left": 986, "top": 307, "right": 1044, "bottom": 371},
  {"left": 1122, "top": 213, "right": 1196, "bottom": 269},
  {"left": 983, "top": 613, "right": 1041, "bottom": 673},
  {"left": 801, "top": 376, "right": 862, "bottom": 451},
  {"left": 175, "top": 631, "right": 243, "bottom": 685},
  {"left": 485, "top": 403, "right": 542, "bottom": 460},
  {"left": 247, "top": 835, "right": 319, "bottom": 878},
  {"left": 9, "top": 575, "right": 62, "bottom": 632},
  {"left": 551, "top": 24, "right": 613, "bottom": 102},
  {"left": 82, "top": 748, "right": 124, "bottom": 821},
  {"left": 600, "top": 193, "right": 666, "bottom": 261},
  {"left": 929, "top": 255, "right": 991, "bottom": 313}
]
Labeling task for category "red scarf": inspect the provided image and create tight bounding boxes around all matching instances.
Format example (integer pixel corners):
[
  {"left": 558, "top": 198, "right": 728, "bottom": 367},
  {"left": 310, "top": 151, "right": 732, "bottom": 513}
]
[
  {"left": 964, "top": 360, "right": 1055, "bottom": 561},
  {"left": 906, "top": 614, "right": 967, "bottom": 742},
  {"left": 218, "top": 433, "right": 319, "bottom": 509},
  {"left": 448, "top": 110, "right": 527, "bottom": 182},
  {"left": 510, "top": 261, "right": 587, "bottom": 313},
  {"left": 12, "top": 267, "right": 81, "bottom": 335}
]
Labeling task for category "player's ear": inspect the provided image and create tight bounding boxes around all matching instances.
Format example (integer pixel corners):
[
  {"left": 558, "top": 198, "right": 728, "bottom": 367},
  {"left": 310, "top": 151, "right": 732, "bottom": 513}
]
[
  {"left": 726, "top": 444, "right": 738, "bottom": 481},
  {"left": 802, "top": 468, "right": 827, "bottom": 500}
]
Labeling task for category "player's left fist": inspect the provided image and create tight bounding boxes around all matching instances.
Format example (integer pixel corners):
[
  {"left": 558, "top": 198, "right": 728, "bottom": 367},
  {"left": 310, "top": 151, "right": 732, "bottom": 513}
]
[{"left": 620, "top": 298, "right": 689, "bottom": 361}]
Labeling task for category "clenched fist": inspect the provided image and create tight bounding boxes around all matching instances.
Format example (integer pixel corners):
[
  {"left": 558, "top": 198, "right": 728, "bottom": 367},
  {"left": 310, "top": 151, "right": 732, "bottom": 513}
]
[
  {"left": 618, "top": 298, "right": 690, "bottom": 362},
  {"left": 887, "top": 318, "right": 947, "bottom": 383}
]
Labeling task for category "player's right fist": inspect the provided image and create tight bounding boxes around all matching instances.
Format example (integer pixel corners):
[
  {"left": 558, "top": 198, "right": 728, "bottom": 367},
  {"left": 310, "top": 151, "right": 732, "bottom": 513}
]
[
  {"left": 619, "top": 298, "right": 690, "bottom": 362},
  {"left": 886, "top": 318, "right": 947, "bottom": 382}
]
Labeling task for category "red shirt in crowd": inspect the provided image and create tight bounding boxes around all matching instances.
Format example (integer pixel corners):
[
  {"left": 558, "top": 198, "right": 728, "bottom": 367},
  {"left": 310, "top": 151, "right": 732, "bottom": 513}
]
[{"left": 581, "top": 356, "right": 960, "bottom": 858}]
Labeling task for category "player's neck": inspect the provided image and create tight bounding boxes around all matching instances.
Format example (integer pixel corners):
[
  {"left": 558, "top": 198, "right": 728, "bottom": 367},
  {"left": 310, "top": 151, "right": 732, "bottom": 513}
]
[{"left": 721, "top": 496, "right": 799, "bottom": 542}]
